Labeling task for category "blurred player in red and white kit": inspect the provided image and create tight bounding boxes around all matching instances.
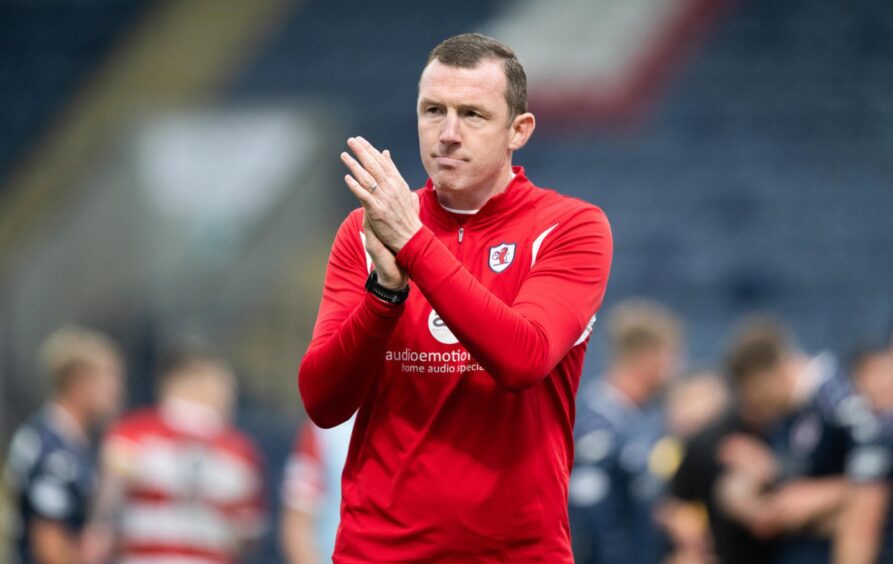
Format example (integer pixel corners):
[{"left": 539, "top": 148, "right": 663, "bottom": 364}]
[
  {"left": 85, "top": 343, "right": 265, "bottom": 564},
  {"left": 298, "top": 33, "right": 612, "bottom": 561},
  {"left": 279, "top": 417, "right": 354, "bottom": 564}
]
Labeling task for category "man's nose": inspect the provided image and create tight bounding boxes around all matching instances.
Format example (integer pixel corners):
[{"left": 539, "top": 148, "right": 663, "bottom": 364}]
[{"left": 439, "top": 113, "right": 461, "bottom": 145}]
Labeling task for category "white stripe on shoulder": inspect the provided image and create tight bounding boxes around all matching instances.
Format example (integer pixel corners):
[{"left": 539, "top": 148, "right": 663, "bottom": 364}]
[
  {"left": 531, "top": 222, "right": 560, "bottom": 267},
  {"left": 574, "top": 314, "right": 598, "bottom": 347},
  {"left": 358, "top": 231, "right": 372, "bottom": 274}
]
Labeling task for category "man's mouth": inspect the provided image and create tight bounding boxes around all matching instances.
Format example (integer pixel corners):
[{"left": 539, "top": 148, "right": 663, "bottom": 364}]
[{"left": 433, "top": 155, "right": 466, "bottom": 167}]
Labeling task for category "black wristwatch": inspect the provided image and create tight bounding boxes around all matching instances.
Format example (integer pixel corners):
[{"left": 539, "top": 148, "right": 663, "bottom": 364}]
[{"left": 365, "top": 271, "right": 410, "bottom": 304}]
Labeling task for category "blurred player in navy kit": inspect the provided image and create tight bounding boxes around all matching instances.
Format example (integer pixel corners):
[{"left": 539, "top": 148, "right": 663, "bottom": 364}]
[
  {"left": 834, "top": 344, "right": 893, "bottom": 564},
  {"left": 719, "top": 327, "right": 891, "bottom": 564},
  {"left": 656, "top": 372, "right": 729, "bottom": 563},
  {"left": 670, "top": 318, "right": 803, "bottom": 563},
  {"left": 568, "top": 299, "right": 683, "bottom": 564},
  {"left": 3, "top": 327, "right": 124, "bottom": 564},
  {"left": 671, "top": 317, "right": 887, "bottom": 564},
  {"left": 848, "top": 343, "right": 893, "bottom": 416}
]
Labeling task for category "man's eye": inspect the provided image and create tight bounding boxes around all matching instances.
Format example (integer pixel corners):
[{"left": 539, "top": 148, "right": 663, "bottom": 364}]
[
  {"left": 426, "top": 107, "right": 443, "bottom": 115},
  {"left": 464, "top": 110, "right": 483, "bottom": 119}
]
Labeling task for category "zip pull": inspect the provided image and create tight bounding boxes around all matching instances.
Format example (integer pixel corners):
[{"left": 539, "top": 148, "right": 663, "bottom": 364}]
[{"left": 458, "top": 227, "right": 464, "bottom": 243}]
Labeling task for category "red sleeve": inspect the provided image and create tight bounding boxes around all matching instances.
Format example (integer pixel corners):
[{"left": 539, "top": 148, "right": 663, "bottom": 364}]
[
  {"left": 298, "top": 212, "right": 405, "bottom": 428},
  {"left": 396, "top": 206, "right": 612, "bottom": 391}
]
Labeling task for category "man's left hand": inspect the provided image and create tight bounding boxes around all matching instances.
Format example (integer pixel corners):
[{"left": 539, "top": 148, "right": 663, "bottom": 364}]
[{"left": 341, "top": 136, "right": 422, "bottom": 253}]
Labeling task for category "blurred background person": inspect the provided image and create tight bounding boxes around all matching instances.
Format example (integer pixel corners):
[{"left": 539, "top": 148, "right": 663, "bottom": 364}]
[
  {"left": 833, "top": 343, "right": 893, "bottom": 564},
  {"left": 714, "top": 322, "right": 889, "bottom": 564},
  {"left": 569, "top": 299, "right": 684, "bottom": 564},
  {"left": 3, "top": 327, "right": 124, "bottom": 564},
  {"left": 85, "top": 342, "right": 265, "bottom": 564},
  {"left": 669, "top": 317, "right": 798, "bottom": 563},
  {"left": 279, "top": 416, "right": 354, "bottom": 564},
  {"left": 671, "top": 316, "right": 887, "bottom": 563},
  {"left": 665, "top": 372, "right": 730, "bottom": 443},
  {"left": 655, "top": 371, "right": 729, "bottom": 564},
  {"left": 848, "top": 344, "right": 893, "bottom": 416}
]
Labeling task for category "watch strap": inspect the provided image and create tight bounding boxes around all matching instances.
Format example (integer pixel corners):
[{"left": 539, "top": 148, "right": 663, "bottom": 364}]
[{"left": 365, "top": 271, "right": 410, "bottom": 304}]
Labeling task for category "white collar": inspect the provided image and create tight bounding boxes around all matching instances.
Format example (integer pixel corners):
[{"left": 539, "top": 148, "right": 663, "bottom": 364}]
[
  {"left": 436, "top": 172, "right": 516, "bottom": 215},
  {"left": 440, "top": 205, "right": 479, "bottom": 215}
]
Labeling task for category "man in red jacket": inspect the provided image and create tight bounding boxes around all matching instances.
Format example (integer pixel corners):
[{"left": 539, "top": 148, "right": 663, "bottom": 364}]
[{"left": 298, "top": 32, "right": 613, "bottom": 562}]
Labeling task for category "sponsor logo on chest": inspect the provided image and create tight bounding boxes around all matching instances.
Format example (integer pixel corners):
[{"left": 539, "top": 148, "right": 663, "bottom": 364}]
[
  {"left": 383, "top": 309, "right": 484, "bottom": 375},
  {"left": 428, "top": 310, "right": 458, "bottom": 345}
]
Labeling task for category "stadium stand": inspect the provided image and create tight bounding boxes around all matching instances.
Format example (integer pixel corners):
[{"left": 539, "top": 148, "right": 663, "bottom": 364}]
[{"left": 0, "top": 1, "right": 149, "bottom": 186}]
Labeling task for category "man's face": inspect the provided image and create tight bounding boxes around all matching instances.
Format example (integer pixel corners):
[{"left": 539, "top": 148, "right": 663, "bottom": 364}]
[
  {"left": 80, "top": 354, "right": 125, "bottom": 424},
  {"left": 164, "top": 362, "right": 237, "bottom": 421},
  {"left": 667, "top": 374, "right": 728, "bottom": 438},
  {"left": 417, "top": 59, "right": 519, "bottom": 202},
  {"left": 738, "top": 365, "right": 793, "bottom": 428},
  {"left": 635, "top": 342, "right": 681, "bottom": 395},
  {"left": 195, "top": 363, "right": 237, "bottom": 421},
  {"left": 653, "top": 342, "right": 682, "bottom": 390},
  {"left": 854, "top": 352, "right": 893, "bottom": 413}
]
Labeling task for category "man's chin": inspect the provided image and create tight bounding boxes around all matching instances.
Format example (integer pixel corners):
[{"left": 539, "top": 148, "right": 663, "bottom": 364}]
[{"left": 431, "top": 173, "right": 463, "bottom": 193}]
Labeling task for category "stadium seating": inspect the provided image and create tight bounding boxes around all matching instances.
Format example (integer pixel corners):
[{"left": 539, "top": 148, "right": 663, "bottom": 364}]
[{"left": 0, "top": 1, "right": 148, "bottom": 186}]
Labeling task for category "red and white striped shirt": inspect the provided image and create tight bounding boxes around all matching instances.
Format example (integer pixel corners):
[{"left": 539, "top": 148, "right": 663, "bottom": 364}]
[{"left": 103, "top": 401, "right": 265, "bottom": 564}]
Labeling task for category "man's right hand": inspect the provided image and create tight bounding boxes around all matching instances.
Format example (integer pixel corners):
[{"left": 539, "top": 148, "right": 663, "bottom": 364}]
[{"left": 364, "top": 214, "right": 407, "bottom": 290}]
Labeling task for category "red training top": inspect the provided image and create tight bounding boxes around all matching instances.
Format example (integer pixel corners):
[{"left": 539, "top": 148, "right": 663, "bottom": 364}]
[{"left": 299, "top": 167, "right": 613, "bottom": 562}]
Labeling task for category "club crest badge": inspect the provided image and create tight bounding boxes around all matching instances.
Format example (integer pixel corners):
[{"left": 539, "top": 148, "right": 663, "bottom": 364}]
[{"left": 488, "top": 243, "right": 516, "bottom": 273}]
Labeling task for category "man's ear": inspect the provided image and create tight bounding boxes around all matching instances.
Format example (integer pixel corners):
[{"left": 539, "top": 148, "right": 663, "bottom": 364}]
[{"left": 508, "top": 112, "right": 536, "bottom": 151}]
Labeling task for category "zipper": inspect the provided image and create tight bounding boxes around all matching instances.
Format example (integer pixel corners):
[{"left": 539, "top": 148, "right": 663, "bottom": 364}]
[{"left": 458, "top": 227, "right": 464, "bottom": 244}]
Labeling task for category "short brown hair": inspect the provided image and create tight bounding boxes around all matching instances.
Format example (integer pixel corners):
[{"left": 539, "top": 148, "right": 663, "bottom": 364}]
[
  {"left": 725, "top": 316, "right": 793, "bottom": 385},
  {"left": 40, "top": 326, "right": 121, "bottom": 392},
  {"left": 426, "top": 32, "right": 528, "bottom": 121},
  {"left": 156, "top": 338, "right": 228, "bottom": 384},
  {"left": 607, "top": 299, "right": 683, "bottom": 361}
]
